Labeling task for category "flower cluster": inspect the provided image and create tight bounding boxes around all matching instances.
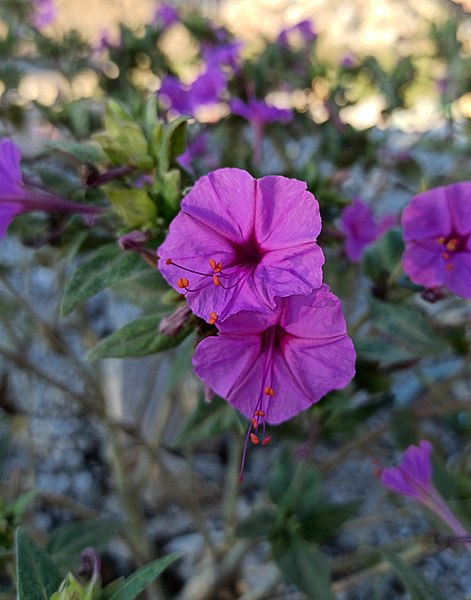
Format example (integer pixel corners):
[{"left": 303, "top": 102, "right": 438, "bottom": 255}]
[{"left": 158, "top": 168, "right": 356, "bottom": 476}]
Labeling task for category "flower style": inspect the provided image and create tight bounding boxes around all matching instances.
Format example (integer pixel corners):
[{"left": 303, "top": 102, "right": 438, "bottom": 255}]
[
  {"left": 401, "top": 182, "right": 471, "bottom": 298},
  {"left": 339, "top": 197, "right": 396, "bottom": 262},
  {"left": 380, "top": 440, "right": 470, "bottom": 540},
  {"left": 193, "top": 285, "right": 356, "bottom": 475},
  {"left": 0, "top": 138, "right": 102, "bottom": 238},
  {"left": 230, "top": 98, "right": 292, "bottom": 163},
  {"left": 159, "top": 66, "right": 226, "bottom": 115},
  {"left": 158, "top": 168, "right": 324, "bottom": 323}
]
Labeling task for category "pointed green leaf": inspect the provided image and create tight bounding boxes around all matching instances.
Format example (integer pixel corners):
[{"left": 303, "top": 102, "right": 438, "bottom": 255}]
[
  {"left": 275, "top": 539, "right": 335, "bottom": 600},
  {"left": 61, "top": 245, "right": 149, "bottom": 316},
  {"left": 46, "top": 518, "right": 123, "bottom": 574},
  {"left": 368, "top": 298, "right": 445, "bottom": 356},
  {"left": 381, "top": 549, "right": 447, "bottom": 600},
  {"left": 235, "top": 508, "right": 277, "bottom": 538},
  {"left": 16, "top": 527, "right": 63, "bottom": 600},
  {"left": 47, "top": 141, "right": 106, "bottom": 164},
  {"left": 87, "top": 316, "right": 192, "bottom": 360},
  {"left": 107, "top": 188, "right": 157, "bottom": 228},
  {"left": 107, "top": 553, "right": 182, "bottom": 600}
]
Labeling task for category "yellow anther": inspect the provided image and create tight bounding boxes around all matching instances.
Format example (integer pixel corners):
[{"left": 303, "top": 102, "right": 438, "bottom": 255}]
[
  {"left": 177, "top": 277, "right": 189, "bottom": 289},
  {"left": 212, "top": 275, "right": 221, "bottom": 286},
  {"left": 216, "top": 261, "right": 223, "bottom": 272},
  {"left": 264, "top": 386, "right": 275, "bottom": 397},
  {"left": 209, "top": 258, "right": 222, "bottom": 273},
  {"left": 441, "top": 252, "right": 450, "bottom": 260},
  {"left": 446, "top": 238, "right": 458, "bottom": 252},
  {"left": 250, "top": 433, "right": 259, "bottom": 445},
  {"left": 254, "top": 410, "right": 265, "bottom": 417},
  {"left": 436, "top": 236, "right": 446, "bottom": 245},
  {"left": 446, "top": 263, "right": 454, "bottom": 271},
  {"left": 209, "top": 258, "right": 217, "bottom": 270},
  {"left": 209, "top": 311, "right": 218, "bottom": 325},
  {"left": 262, "top": 436, "right": 271, "bottom": 446},
  {"left": 251, "top": 418, "right": 258, "bottom": 430}
]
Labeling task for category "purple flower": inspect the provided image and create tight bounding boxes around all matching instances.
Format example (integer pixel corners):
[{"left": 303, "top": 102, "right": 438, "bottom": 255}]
[
  {"left": 32, "top": 0, "right": 56, "bottom": 29},
  {"left": 152, "top": 4, "right": 179, "bottom": 29},
  {"left": 193, "top": 285, "right": 355, "bottom": 475},
  {"left": 158, "top": 168, "right": 324, "bottom": 323},
  {"left": 380, "top": 441, "right": 470, "bottom": 539},
  {"left": 202, "top": 41, "right": 242, "bottom": 72},
  {"left": 277, "top": 19, "right": 317, "bottom": 48},
  {"left": 0, "top": 138, "right": 102, "bottom": 238},
  {"left": 230, "top": 98, "right": 292, "bottom": 163},
  {"left": 159, "top": 66, "right": 226, "bottom": 115},
  {"left": 177, "top": 133, "right": 218, "bottom": 174},
  {"left": 339, "top": 198, "right": 396, "bottom": 262},
  {"left": 401, "top": 182, "right": 471, "bottom": 298}
]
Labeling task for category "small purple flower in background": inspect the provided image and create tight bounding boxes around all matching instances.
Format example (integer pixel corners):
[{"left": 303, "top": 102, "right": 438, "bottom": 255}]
[
  {"left": 177, "top": 133, "right": 218, "bottom": 174},
  {"left": 230, "top": 98, "right": 292, "bottom": 163},
  {"left": 158, "top": 168, "right": 324, "bottom": 323},
  {"left": 0, "top": 138, "right": 102, "bottom": 239},
  {"left": 193, "top": 285, "right": 355, "bottom": 477},
  {"left": 339, "top": 197, "right": 396, "bottom": 262},
  {"left": 380, "top": 440, "right": 471, "bottom": 545},
  {"left": 159, "top": 66, "right": 226, "bottom": 116},
  {"left": 32, "top": 0, "right": 56, "bottom": 29},
  {"left": 202, "top": 41, "right": 242, "bottom": 73},
  {"left": 340, "top": 53, "right": 357, "bottom": 69},
  {"left": 402, "top": 182, "right": 471, "bottom": 298},
  {"left": 277, "top": 19, "right": 317, "bottom": 48},
  {"left": 152, "top": 4, "right": 179, "bottom": 29}
]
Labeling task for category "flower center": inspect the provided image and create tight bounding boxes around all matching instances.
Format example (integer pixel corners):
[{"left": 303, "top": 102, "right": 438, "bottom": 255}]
[{"left": 436, "top": 233, "right": 467, "bottom": 271}]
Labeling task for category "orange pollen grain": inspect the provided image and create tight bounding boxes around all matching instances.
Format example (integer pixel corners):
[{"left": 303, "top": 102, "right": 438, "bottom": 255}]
[
  {"left": 436, "top": 236, "right": 446, "bottom": 245},
  {"left": 209, "top": 258, "right": 216, "bottom": 269},
  {"left": 254, "top": 410, "right": 265, "bottom": 417},
  {"left": 165, "top": 258, "right": 172, "bottom": 265},
  {"left": 441, "top": 252, "right": 450, "bottom": 260},
  {"left": 264, "top": 386, "right": 275, "bottom": 397},
  {"left": 212, "top": 275, "right": 221, "bottom": 286},
  {"left": 209, "top": 311, "right": 217, "bottom": 325},
  {"left": 262, "top": 436, "right": 271, "bottom": 446},
  {"left": 446, "top": 263, "right": 454, "bottom": 271},
  {"left": 216, "top": 261, "right": 223, "bottom": 272},
  {"left": 177, "top": 277, "right": 189, "bottom": 288},
  {"left": 446, "top": 239, "right": 458, "bottom": 252},
  {"left": 251, "top": 418, "right": 258, "bottom": 430},
  {"left": 250, "top": 433, "right": 259, "bottom": 445}
]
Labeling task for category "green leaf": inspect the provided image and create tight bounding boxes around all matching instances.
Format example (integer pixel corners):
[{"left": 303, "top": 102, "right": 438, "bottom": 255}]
[
  {"left": 87, "top": 316, "right": 192, "bottom": 360},
  {"left": 354, "top": 336, "right": 415, "bottom": 367},
  {"left": 159, "top": 116, "right": 189, "bottom": 174},
  {"left": 381, "top": 549, "right": 447, "bottom": 600},
  {"left": 46, "top": 518, "right": 123, "bottom": 574},
  {"left": 161, "top": 169, "right": 181, "bottom": 218},
  {"left": 361, "top": 229, "right": 404, "bottom": 283},
  {"left": 107, "top": 553, "right": 182, "bottom": 600},
  {"left": 368, "top": 298, "right": 445, "bottom": 356},
  {"left": 10, "top": 490, "right": 39, "bottom": 521},
  {"left": 16, "top": 527, "right": 63, "bottom": 600},
  {"left": 173, "top": 395, "right": 240, "bottom": 447},
  {"left": 275, "top": 539, "right": 335, "bottom": 600},
  {"left": 298, "top": 501, "right": 360, "bottom": 543},
  {"left": 107, "top": 188, "right": 157, "bottom": 228},
  {"left": 47, "top": 141, "right": 106, "bottom": 164},
  {"left": 61, "top": 245, "right": 149, "bottom": 316},
  {"left": 235, "top": 508, "right": 277, "bottom": 538}
]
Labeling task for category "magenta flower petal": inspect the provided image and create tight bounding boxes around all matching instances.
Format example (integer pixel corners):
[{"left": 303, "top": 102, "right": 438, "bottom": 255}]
[
  {"left": 256, "top": 176, "right": 321, "bottom": 250},
  {"left": 401, "top": 243, "right": 446, "bottom": 288},
  {"left": 158, "top": 168, "right": 324, "bottom": 322},
  {"left": 380, "top": 440, "right": 433, "bottom": 501},
  {"left": 193, "top": 286, "right": 355, "bottom": 426},
  {"left": 0, "top": 139, "right": 24, "bottom": 193},
  {"left": 402, "top": 187, "right": 452, "bottom": 242},
  {"left": 401, "top": 182, "right": 471, "bottom": 297}
]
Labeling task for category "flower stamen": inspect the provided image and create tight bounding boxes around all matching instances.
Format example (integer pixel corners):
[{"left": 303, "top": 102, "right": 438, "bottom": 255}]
[{"left": 208, "top": 311, "right": 218, "bottom": 325}]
